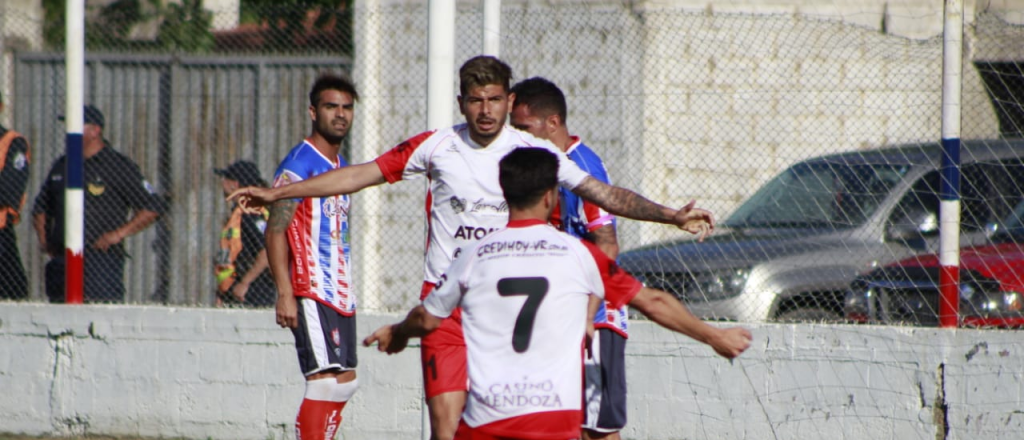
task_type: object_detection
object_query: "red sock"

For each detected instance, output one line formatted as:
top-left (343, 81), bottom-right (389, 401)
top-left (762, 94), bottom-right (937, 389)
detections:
top-left (296, 398), bottom-right (342, 440)
top-left (323, 401), bottom-right (347, 440)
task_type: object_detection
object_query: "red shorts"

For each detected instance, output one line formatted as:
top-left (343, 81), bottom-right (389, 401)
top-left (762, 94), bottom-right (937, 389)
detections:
top-left (455, 417), bottom-right (580, 440)
top-left (420, 281), bottom-right (468, 399)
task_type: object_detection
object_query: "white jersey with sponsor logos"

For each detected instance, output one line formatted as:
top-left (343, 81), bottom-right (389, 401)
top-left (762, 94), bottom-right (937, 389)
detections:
top-left (273, 140), bottom-right (356, 315)
top-left (423, 219), bottom-right (641, 437)
top-left (375, 124), bottom-right (590, 291)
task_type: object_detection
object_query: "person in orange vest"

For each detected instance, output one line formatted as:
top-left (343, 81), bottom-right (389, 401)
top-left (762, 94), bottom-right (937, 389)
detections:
top-left (214, 160), bottom-right (275, 307)
top-left (0, 91), bottom-right (30, 300)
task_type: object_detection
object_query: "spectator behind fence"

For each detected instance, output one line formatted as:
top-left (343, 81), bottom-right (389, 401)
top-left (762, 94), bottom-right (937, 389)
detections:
top-left (32, 105), bottom-right (165, 303)
top-left (0, 91), bottom-right (31, 300)
top-left (213, 160), bottom-right (275, 308)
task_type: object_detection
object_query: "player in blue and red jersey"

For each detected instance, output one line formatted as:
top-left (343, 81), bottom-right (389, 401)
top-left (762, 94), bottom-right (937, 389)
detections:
top-left (266, 74), bottom-right (359, 440)
top-left (510, 77), bottom-right (629, 440)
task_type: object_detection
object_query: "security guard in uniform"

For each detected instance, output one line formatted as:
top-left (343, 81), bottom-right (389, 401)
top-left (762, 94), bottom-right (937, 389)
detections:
top-left (0, 91), bottom-right (30, 300)
top-left (32, 105), bottom-right (165, 303)
top-left (214, 160), bottom-right (275, 307)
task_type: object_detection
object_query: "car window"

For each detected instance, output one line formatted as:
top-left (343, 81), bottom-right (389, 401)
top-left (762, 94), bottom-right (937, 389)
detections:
top-left (725, 161), bottom-right (907, 229)
top-left (994, 198), bottom-right (1024, 243)
top-left (963, 159), bottom-right (1024, 230)
top-left (888, 158), bottom-right (1024, 234)
top-left (888, 171), bottom-right (940, 233)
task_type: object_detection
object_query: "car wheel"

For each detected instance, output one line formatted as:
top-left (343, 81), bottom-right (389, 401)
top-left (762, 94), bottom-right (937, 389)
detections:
top-left (776, 307), bottom-right (841, 323)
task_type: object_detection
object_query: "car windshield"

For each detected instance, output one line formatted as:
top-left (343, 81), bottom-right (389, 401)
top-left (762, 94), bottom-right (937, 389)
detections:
top-left (993, 198), bottom-right (1024, 243)
top-left (724, 160), bottom-right (910, 229)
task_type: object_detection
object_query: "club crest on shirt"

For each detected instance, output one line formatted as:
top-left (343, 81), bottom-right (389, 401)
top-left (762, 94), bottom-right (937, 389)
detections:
top-left (322, 196), bottom-right (350, 217)
top-left (331, 328), bottom-right (341, 346)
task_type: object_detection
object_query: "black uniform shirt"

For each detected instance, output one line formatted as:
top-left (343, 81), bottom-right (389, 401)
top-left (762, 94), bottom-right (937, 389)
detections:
top-left (0, 125), bottom-right (30, 212)
top-left (32, 145), bottom-right (165, 255)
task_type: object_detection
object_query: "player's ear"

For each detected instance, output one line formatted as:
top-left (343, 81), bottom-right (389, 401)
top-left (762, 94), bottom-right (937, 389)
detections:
top-left (507, 92), bottom-right (516, 109)
top-left (545, 114), bottom-right (560, 131)
top-left (308, 104), bottom-right (316, 122)
top-left (457, 95), bottom-right (466, 115)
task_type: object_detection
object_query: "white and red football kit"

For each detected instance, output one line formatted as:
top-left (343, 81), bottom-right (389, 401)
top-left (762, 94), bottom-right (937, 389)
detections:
top-left (377, 125), bottom-right (593, 399)
top-left (423, 219), bottom-right (641, 439)
top-left (273, 139), bottom-right (356, 315)
top-left (375, 124), bottom-right (591, 289)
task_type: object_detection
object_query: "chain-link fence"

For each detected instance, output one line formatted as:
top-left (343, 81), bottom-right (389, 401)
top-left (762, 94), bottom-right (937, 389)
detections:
top-left (1, 1), bottom-right (1023, 327)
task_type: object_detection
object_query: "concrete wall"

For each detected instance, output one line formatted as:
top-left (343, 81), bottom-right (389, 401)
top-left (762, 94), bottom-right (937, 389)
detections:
top-left (2, 303), bottom-right (1023, 439)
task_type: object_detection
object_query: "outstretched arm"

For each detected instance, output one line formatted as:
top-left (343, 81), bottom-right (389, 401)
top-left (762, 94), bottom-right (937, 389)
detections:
top-left (572, 176), bottom-right (715, 241)
top-left (628, 286), bottom-right (751, 359)
top-left (363, 305), bottom-right (444, 354)
top-left (229, 161), bottom-right (387, 208)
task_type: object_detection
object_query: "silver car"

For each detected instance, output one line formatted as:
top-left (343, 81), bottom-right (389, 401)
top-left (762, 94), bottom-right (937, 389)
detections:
top-left (618, 139), bottom-right (1024, 322)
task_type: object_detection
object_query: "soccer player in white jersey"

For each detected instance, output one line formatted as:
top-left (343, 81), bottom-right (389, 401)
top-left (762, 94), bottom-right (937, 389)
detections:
top-left (266, 74), bottom-right (360, 440)
top-left (509, 77), bottom-right (627, 440)
top-left (364, 147), bottom-right (752, 440)
top-left (232, 56), bottom-right (716, 440)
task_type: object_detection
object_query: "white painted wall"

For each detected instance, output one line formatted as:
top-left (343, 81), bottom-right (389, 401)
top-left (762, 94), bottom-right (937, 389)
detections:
top-left (1, 303), bottom-right (1022, 439)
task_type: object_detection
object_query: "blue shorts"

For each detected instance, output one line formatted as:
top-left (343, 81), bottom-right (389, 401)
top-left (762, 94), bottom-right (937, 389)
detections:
top-left (292, 297), bottom-right (358, 376)
top-left (583, 329), bottom-right (628, 432)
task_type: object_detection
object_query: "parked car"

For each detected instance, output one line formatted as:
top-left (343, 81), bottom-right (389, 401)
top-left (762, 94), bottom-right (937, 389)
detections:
top-left (844, 198), bottom-right (1024, 328)
top-left (618, 139), bottom-right (1024, 323)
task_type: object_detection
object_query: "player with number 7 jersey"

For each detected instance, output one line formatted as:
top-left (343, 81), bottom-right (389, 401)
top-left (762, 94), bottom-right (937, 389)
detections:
top-left (423, 218), bottom-right (640, 438)
top-left (364, 148), bottom-right (752, 440)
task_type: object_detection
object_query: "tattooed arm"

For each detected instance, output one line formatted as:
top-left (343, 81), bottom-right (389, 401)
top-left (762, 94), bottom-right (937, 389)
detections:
top-left (267, 198), bottom-right (299, 329)
top-left (572, 176), bottom-right (715, 240)
top-left (229, 161), bottom-right (386, 209)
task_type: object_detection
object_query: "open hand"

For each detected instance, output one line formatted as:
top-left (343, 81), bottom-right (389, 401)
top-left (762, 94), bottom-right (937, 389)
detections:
top-left (673, 200), bottom-right (715, 242)
top-left (363, 324), bottom-right (410, 354)
top-left (227, 186), bottom-right (278, 213)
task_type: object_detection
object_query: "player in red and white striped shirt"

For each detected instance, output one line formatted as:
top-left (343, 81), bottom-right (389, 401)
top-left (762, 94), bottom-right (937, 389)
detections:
top-left (364, 147), bottom-right (752, 440)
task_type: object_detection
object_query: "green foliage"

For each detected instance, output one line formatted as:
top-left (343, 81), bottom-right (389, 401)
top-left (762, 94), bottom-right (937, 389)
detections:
top-left (40, 0), bottom-right (351, 55)
top-left (42, 0), bottom-right (214, 53)
top-left (158, 0), bottom-right (215, 52)
top-left (238, 0), bottom-right (353, 55)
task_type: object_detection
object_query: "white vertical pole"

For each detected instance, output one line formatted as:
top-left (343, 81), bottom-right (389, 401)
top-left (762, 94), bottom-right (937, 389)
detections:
top-left (427, 0), bottom-right (456, 131)
top-left (65, 0), bottom-right (86, 303)
top-left (482, 0), bottom-right (501, 57)
top-left (423, 2), bottom-right (456, 438)
top-left (938, 0), bottom-right (963, 328)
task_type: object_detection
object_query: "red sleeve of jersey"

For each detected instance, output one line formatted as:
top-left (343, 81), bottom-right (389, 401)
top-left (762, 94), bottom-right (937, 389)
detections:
top-left (582, 200), bottom-right (613, 232)
top-left (580, 240), bottom-right (641, 308)
top-left (374, 130), bottom-right (435, 183)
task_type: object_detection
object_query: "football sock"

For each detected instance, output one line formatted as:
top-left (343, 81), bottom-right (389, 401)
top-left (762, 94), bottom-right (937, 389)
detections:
top-left (324, 379), bottom-right (359, 440)
top-left (296, 377), bottom-right (343, 440)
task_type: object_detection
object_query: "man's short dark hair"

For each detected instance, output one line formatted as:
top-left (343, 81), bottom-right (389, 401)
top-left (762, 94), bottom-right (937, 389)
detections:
top-left (499, 147), bottom-right (559, 210)
top-left (510, 77), bottom-right (567, 124)
top-left (459, 56), bottom-right (513, 96)
top-left (309, 74), bottom-right (359, 107)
